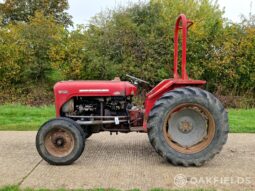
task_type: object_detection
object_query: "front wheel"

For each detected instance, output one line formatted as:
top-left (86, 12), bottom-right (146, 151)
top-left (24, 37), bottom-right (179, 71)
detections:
top-left (36, 118), bottom-right (85, 165)
top-left (147, 87), bottom-right (228, 166)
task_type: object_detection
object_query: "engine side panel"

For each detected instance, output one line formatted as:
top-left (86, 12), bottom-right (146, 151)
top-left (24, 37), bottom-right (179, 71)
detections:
top-left (59, 96), bottom-right (134, 133)
top-left (54, 81), bottom-right (137, 116)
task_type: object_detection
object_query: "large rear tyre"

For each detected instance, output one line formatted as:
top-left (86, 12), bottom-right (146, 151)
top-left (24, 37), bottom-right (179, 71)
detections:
top-left (36, 118), bottom-right (85, 165)
top-left (147, 87), bottom-right (228, 166)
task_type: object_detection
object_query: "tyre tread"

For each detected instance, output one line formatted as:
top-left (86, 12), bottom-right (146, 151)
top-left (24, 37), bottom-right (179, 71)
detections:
top-left (148, 87), bottom-right (228, 166)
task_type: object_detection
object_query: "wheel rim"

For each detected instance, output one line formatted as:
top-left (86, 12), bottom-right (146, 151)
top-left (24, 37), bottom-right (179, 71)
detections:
top-left (163, 103), bottom-right (216, 154)
top-left (44, 127), bottom-right (75, 157)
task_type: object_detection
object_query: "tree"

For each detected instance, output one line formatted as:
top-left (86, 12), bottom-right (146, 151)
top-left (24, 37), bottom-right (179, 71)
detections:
top-left (19, 11), bottom-right (64, 83)
top-left (0, 11), bottom-right (65, 104)
top-left (0, 0), bottom-right (72, 27)
top-left (49, 26), bottom-right (88, 80)
top-left (0, 0), bottom-right (254, 106)
top-left (75, 0), bottom-right (254, 100)
top-left (0, 11), bottom-right (64, 86)
top-left (81, 0), bottom-right (225, 84)
top-left (0, 25), bottom-right (23, 88)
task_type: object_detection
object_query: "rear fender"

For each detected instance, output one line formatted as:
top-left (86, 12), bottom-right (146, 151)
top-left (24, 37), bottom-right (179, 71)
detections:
top-left (143, 79), bottom-right (206, 131)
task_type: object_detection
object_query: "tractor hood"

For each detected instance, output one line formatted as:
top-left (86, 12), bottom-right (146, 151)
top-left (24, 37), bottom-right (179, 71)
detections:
top-left (54, 80), bottom-right (137, 97)
top-left (53, 80), bottom-right (137, 117)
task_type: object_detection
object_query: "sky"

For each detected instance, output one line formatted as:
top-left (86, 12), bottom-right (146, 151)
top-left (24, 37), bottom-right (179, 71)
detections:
top-left (67, 0), bottom-right (255, 25)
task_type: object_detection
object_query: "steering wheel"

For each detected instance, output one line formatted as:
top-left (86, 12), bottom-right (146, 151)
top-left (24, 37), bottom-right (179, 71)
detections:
top-left (126, 74), bottom-right (150, 85)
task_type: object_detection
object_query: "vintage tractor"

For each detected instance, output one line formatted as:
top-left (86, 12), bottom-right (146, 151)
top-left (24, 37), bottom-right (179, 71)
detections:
top-left (36, 14), bottom-right (228, 166)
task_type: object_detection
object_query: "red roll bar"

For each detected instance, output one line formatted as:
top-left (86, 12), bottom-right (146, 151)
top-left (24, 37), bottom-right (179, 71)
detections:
top-left (173, 14), bottom-right (193, 80)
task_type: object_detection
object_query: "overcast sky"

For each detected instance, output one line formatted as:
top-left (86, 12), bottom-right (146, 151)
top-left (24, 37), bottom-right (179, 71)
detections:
top-left (67, 0), bottom-right (255, 25)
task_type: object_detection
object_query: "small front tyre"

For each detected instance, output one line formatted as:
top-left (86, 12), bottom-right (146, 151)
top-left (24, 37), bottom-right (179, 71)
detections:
top-left (36, 118), bottom-right (85, 165)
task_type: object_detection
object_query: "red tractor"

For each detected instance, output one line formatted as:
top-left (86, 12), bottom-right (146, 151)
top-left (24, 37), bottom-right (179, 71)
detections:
top-left (36, 14), bottom-right (228, 166)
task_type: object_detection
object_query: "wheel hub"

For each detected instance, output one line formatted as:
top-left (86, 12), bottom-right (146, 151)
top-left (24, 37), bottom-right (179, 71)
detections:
top-left (55, 137), bottom-right (65, 147)
top-left (44, 128), bottom-right (75, 157)
top-left (168, 108), bottom-right (207, 147)
top-left (178, 118), bottom-right (193, 133)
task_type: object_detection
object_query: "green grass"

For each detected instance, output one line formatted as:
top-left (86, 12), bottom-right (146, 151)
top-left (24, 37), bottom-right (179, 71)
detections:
top-left (228, 108), bottom-right (255, 133)
top-left (0, 104), bottom-right (55, 131)
top-left (0, 104), bottom-right (254, 133)
top-left (0, 185), bottom-right (216, 191)
top-left (0, 185), bottom-right (120, 191)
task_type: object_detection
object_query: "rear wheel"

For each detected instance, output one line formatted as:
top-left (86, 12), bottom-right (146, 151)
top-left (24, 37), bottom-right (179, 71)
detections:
top-left (36, 118), bottom-right (85, 165)
top-left (147, 87), bottom-right (228, 166)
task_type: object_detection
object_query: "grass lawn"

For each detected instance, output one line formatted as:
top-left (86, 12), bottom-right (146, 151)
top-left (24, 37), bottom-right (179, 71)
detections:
top-left (228, 108), bottom-right (255, 133)
top-left (0, 185), bottom-right (216, 191)
top-left (0, 104), bottom-right (254, 133)
top-left (0, 105), bottom-right (55, 131)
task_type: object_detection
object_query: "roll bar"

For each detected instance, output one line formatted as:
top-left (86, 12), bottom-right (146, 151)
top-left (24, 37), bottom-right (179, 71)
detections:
top-left (173, 14), bottom-right (193, 80)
